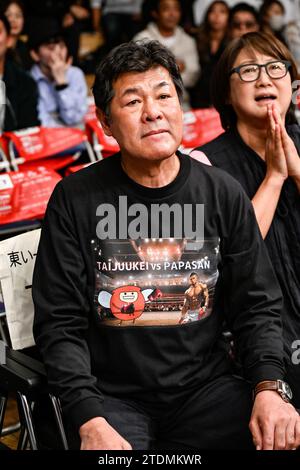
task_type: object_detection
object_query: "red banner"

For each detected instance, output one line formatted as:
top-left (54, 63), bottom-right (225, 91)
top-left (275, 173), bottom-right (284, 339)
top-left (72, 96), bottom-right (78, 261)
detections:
top-left (182, 108), bottom-right (224, 149)
top-left (0, 167), bottom-right (61, 224)
top-left (4, 126), bottom-right (87, 161)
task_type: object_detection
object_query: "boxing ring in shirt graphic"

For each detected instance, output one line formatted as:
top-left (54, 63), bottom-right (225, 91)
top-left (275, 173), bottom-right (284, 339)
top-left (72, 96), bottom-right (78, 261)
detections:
top-left (92, 237), bottom-right (220, 327)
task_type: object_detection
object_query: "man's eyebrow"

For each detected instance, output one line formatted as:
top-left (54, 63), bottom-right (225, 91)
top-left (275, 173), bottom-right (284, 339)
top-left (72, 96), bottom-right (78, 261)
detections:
top-left (154, 81), bottom-right (170, 90)
top-left (120, 81), bottom-right (171, 98)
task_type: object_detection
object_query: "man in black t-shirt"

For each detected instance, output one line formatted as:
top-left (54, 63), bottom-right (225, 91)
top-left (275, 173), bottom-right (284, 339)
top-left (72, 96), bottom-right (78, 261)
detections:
top-left (33, 40), bottom-right (300, 451)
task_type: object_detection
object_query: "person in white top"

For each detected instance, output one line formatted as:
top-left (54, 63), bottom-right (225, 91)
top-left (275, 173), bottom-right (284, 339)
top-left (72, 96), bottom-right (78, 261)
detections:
top-left (134, 0), bottom-right (200, 109)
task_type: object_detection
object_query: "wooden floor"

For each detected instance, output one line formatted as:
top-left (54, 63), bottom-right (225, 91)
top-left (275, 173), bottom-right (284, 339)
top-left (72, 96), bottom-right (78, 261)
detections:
top-left (0, 397), bottom-right (20, 450)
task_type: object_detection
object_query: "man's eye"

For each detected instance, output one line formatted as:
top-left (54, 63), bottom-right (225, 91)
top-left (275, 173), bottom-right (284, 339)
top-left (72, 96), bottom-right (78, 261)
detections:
top-left (126, 99), bottom-right (139, 106)
top-left (159, 94), bottom-right (170, 99)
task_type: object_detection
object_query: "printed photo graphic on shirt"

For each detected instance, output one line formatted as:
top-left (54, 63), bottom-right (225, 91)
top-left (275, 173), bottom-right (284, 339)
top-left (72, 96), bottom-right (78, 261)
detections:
top-left (92, 237), bottom-right (220, 327)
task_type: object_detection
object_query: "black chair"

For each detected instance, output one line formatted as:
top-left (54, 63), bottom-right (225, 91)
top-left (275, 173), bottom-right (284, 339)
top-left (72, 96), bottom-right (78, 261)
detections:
top-left (0, 229), bottom-right (68, 450)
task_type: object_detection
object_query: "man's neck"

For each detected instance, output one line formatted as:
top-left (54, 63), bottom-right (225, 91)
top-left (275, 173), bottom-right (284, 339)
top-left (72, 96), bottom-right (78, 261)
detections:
top-left (237, 121), bottom-right (268, 160)
top-left (157, 24), bottom-right (176, 37)
top-left (121, 153), bottom-right (180, 188)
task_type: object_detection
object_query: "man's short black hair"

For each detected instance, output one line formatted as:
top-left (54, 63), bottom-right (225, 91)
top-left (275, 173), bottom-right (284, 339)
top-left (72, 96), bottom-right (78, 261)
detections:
top-left (229, 2), bottom-right (259, 24)
top-left (93, 40), bottom-right (184, 118)
top-left (190, 272), bottom-right (198, 278)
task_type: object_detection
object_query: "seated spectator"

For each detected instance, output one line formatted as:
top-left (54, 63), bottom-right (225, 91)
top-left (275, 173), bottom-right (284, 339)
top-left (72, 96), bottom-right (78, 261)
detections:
top-left (259, 0), bottom-right (287, 45)
top-left (194, 31), bottom-right (300, 407)
top-left (32, 39), bottom-right (300, 451)
top-left (134, 0), bottom-right (200, 109)
top-left (190, 0), bottom-right (229, 108)
top-left (1, 0), bottom-right (32, 69)
top-left (29, 20), bottom-right (88, 128)
top-left (0, 13), bottom-right (39, 131)
top-left (90, 0), bottom-right (143, 51)
top-left (229, 2), bottom-right (259, 39)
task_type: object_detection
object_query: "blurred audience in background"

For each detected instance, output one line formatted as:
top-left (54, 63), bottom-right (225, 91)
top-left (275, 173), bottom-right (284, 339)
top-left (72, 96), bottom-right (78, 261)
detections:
top-left (259, 0), bottom-right (287, 44)
top-left (90, 0), bottom-right (143, 52)
top-left (0, 12), bottom-right (39, 132)
top-left (29, 20), bottom-right (88, 128)
top-left (23, 1), bottom-right (90, 64)
top-left (284, 19), bottom-right (300, 72)
top-left (0, 0), bottom-right (32, 69)
top-left (229, 2), bottom-right (260, 38)
top-left (134, 0), bottom-right (199, 109)
top-left (190, 1), bottom-right (230, 108)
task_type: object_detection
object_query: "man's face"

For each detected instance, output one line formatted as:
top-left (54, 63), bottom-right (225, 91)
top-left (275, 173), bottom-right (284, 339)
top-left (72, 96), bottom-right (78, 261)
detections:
top-left (155, 0), bottom-right (181, 31)
top-left (99, 66), bottom-right (183, 163)
top-left (190, 275), bottom-right (198, 286)
top-left (36, 41), bottom-right (67, 69)
top-left (230, 12), bottom-right (259, 39)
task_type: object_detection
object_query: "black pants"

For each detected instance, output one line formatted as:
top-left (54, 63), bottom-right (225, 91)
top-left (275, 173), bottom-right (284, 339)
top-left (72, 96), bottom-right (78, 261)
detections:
top-left (61, 374), bottom-right (254, 450)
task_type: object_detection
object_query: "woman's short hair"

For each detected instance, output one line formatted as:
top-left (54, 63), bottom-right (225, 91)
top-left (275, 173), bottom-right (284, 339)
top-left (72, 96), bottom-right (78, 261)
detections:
top-left (211, 32), bottom-right (298, 129)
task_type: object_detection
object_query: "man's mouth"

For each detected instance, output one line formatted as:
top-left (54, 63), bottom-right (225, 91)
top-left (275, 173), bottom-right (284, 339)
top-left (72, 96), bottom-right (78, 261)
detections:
top-left (143, 130), bottom-right (169, 138)
top-left (255, 95), bottom-right (277, 102)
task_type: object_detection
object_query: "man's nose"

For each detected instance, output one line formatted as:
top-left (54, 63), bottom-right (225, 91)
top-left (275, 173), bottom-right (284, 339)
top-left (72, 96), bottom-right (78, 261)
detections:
top-left (142, 100), bottom-right (163, 121)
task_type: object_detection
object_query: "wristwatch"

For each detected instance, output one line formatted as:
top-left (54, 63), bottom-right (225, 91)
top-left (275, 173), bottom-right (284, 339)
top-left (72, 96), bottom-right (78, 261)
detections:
top-left (254, 380), bottom-right (293, 403)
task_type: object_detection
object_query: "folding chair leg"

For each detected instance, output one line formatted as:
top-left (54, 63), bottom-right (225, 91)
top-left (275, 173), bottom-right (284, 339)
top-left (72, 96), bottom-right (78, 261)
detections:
top-left (0, 394), bottom-right (7, 434)
top-left (18, 426), bottom-right (28, 450)
top-left (17, 392), bottom-right (38, 450)
top-left (49, 394), bottom-right (68, 450)
top-left (1, 422), bottom-right (21, 436)
top-left (0, 319), bottom-right (9, 346)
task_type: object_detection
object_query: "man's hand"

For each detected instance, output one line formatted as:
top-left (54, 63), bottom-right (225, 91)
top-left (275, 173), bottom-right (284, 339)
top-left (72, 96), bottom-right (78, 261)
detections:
top-left (249, 390), bottom-right (300, 450)
top-left (79, 417), bottom-right (132, 450)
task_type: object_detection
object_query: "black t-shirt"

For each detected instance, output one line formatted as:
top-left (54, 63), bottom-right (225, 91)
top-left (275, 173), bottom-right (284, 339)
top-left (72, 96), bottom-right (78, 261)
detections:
top-left (33, 151), bottom-right (285, 430)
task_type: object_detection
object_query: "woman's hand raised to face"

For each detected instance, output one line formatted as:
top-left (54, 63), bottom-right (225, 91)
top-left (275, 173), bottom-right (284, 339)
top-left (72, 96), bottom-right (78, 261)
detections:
top-left (272, 105), bottom-right (300, 181)
top-left (265, 103), bottom-right (288, 182)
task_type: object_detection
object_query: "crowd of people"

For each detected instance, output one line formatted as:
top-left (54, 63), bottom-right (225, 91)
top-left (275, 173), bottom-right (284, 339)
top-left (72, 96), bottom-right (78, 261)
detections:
top-left (0, 0), bottom-right (300, 132)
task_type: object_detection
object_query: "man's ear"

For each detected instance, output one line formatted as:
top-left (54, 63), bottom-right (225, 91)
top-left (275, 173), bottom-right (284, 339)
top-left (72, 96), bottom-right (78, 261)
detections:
top-left (30, 49), bottom-right (39, 63)
top-left (96, 108), bottom-right (113, 136)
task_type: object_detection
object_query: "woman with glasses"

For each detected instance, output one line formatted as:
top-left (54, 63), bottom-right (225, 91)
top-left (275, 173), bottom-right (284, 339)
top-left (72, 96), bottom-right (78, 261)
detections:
top-left (193, 32), bottom-right (300, 409)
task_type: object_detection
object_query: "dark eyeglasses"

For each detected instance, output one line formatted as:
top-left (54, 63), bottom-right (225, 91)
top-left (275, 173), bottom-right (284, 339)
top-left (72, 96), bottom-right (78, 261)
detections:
top-left (232, 21), bottom-right (257, 29)
top-left (229, 60), bottom-right (291, 82)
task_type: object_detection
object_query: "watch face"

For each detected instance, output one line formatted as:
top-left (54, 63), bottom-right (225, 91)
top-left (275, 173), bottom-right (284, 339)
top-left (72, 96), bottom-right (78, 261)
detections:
top-left (281, 381), bottom-right (293, 400)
